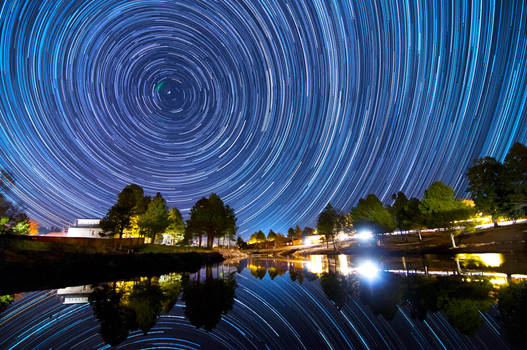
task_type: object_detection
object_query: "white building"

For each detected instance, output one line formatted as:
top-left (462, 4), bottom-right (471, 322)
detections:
top-left (67, 218), bottom-right (104, 238)
top-left (57, 285), bottom-right (93, 304)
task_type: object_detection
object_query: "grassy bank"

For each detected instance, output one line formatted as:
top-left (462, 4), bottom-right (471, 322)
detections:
top-left (248, 223), bottom-right (527, 257)
top-left (0, 236), bottom-right (224, 295)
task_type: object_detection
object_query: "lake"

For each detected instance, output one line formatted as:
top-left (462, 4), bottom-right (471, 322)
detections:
top-left (1, 253), bottom-right (526, 349)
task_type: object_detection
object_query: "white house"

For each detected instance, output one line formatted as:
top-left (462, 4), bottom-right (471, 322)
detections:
top-left (67, 218), bottom-right (104, 238)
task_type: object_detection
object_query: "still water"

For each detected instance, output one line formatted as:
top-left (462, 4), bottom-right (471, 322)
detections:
top-left (1, 253), bottom-right (526, 349)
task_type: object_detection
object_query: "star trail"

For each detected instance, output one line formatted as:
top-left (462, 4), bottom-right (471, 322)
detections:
top-left (0, 1), bottom-right (526, 235)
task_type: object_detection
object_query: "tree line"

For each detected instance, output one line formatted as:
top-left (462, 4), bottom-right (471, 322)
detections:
top-left (313, 142), bottom-right (526, 248)
top-left (100, 185), bottom-right (237, 248)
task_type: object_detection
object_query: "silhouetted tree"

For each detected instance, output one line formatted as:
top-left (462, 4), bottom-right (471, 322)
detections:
top-left (186, 194), bottom-right (237, 248)
top-left (503, 142), bottom-right (527, 218)
top-left (100, 184), bottom-right (150, 238)
top-left (403, 197), bottom-right (427, 241)
top-left (287, 227), bottom-right (296, 240)
top-left (317, 204), bottom-right (339, 249)
top-left (467, 157), bottom-right (508, 227)
top-left (236, 236), bottom-right (247, 249)
top-left (295, 225), bottom-right (302, 239)
top-left (250, 230), bottom-right (266, 244)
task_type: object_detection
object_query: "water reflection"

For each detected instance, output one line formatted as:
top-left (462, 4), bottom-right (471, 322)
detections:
top-left (1, 255), bottom-right (527, 349)
top-left (246, 254), bottom-right (527, 341)
top-left (88, 274), bottom-right (182, 345)
top-left (455, 253), bottom-right (504, 267)
top-left (87, 269), bottom-right (237, 346)
top-left (181, 269), bottom-right (237, 331)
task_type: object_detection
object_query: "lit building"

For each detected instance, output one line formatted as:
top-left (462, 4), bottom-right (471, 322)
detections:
top-left (67, 218), bottom-right (104, 238)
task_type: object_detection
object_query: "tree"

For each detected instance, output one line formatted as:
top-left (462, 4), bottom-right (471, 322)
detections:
top-left (186, 194), bottom-right (237, 248)
top-left (267, 229), bottom-right (276, 242)
top-left (467, 157), bottom-right (508, 226)
top-left (317, 204), bottom-right (339, 249)
top-left (419, 182), bottom-right (473, 247)
top-left (165, 208), bottom-right (185, 244)
top-left (351, 194), bottom-right (395, 235)
top-left (138, 193), bottom-right (169, 243)
top-left (389, 192), bottom-right (409, 232)
top-left (100, 184), bottom-right (150, 238)
top-left (273, 233), bottom-right (287, 247)
top-left (403, 198), bottom-right (427, 241)
top-left (295, 225), bottom-right (302, 239)
top-left (250, 230), bottom-right (266, 244)
top-left (236, 236), bottom-right (247, 249)
top-left (0, 192), bottom-right (29, 235)
top-left (503, 142), bottom-right (527, 218)
top-left (302, 227), bottom-right (315, 237)
top-left (287, 227), bottom-right (296, 240)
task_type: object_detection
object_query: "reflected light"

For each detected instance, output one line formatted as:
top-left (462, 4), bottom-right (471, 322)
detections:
top-left (490, 277), bottom-right (508, 286)
top-left (356, 260), bottom-right (379, 280)
top-left (307, 255), bottom-right (328, 274)
top-left (338, 255), bottom-right (352, 275)
top-left (456, 253), bottom-right (504, 267)
top-left (356, 230), bottom-right (373, 241)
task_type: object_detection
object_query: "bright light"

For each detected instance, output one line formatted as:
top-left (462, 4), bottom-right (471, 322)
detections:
top-left (489, 277), bottom-right (508, 286)
top-left (356, 230), bottom-right (373, 241)
top-left (306, 255), bottom-right (327, 274)
top-left (304, 235), bottom-right (323, 246)
top-left (356, 260), bottom-right (379, 280)
top-left (456, 253), bottom-right (504, 267)
top-left (338, 254), bottom-right (352, 275)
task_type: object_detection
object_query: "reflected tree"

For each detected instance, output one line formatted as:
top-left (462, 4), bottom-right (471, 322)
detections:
top-left (89, 275), bottom-right (183, 346)
top-left (126, 280), bottom-right (163, 334)
top-left (320, 273), bottom-right (358, 309)
top-left (497, 281), bottom-right (527, 346)
top-left (250, 265), bottom-right (267, 279)
top-left (405, 275), bottom-right (493, 335)
top-left (289, 269), bottom-right (305, 284)
top-left (89, 285), bottom-right (136, 346)
top-left (182, 273), bottom-right (237, 331)
top-left (360, 273), bottom-right (406, 320)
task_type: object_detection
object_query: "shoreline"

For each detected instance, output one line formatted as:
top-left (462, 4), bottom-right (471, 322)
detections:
top-left (247, 222), bottom-right (527, 258)
top-left (0, 237), bottom-right (225, 295)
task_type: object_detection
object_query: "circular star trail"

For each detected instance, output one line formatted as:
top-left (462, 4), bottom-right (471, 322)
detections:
top-left (0, 1), bottom-right (526, 235)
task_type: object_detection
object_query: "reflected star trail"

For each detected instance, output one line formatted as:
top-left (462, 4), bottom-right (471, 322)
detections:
top-left (0, 261), bottom-right (515, 350)
top-left (0, 1), bottom-right (526, 235)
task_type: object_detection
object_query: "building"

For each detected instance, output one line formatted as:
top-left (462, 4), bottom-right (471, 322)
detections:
top-left (57, 285), bottom-right (93, 304)
top-left (67, 218), bottom-right (104, 238)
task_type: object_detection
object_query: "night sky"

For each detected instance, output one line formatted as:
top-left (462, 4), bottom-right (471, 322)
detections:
top-left (0, 1), bottom-right (526, 237)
